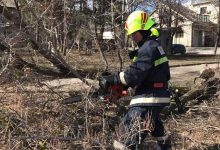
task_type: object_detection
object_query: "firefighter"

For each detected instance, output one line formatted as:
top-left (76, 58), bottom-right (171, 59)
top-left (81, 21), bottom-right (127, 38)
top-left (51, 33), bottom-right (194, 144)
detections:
top-left (99, 10), bottom-right (171, 150)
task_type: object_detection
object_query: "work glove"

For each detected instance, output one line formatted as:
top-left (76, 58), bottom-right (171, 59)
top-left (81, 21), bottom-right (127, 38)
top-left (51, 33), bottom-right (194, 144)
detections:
top-left (128, 50), bottom-right (138, 60)
top-left (101, 71), bottom-right (112, 76)
top-left (99, 74), bottom-right (116, 90)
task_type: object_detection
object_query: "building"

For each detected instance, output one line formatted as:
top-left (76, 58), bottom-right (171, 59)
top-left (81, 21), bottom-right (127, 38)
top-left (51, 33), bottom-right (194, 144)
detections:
top-left (152, 0), bottom-right (218, 47)
top-left (181, 0), bottom-right (218, 47)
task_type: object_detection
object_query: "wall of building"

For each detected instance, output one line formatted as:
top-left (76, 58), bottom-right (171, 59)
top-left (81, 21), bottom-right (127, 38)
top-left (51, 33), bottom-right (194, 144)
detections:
top-left (192, 29), bottom-right (202, 46)
top-left (192, 29), bottom-right (216, 47)
top-left (173, 21), bottom-right (192, 47)
top-left (152, 2), bottom-right (218, 47)
top-left (188, 2), bottom-right (219, 23)
top-left (152, 9), bottom-right (193, 47)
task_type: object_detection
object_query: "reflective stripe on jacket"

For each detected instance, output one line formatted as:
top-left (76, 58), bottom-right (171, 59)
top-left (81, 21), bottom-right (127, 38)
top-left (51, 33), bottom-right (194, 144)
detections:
top-left (130, 97), bottom-right (170, 105)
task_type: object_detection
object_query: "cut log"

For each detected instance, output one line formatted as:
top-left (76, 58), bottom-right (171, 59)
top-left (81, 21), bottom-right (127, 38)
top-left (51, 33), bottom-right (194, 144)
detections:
top-left (179, 88), bottom-right (204, 104)
top-left (0, 78), bottom-right (98, 95)
top-left (180, 77), bottom-right (220, 105)
top-left (167, 69), bottom-right (220, 113)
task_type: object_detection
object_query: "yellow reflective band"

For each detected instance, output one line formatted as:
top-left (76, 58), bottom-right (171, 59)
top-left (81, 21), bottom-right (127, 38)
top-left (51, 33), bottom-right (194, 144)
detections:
top-left (154, 57), bottom-right (168, 67)
top-left (119, 72), bottom-right (127, 85)
top-left (150, 28), bottom-right (159, 37)
top-left (130, 97), bottom-right (170, 105)
top-left (132, 56), bottom-right (138, 62)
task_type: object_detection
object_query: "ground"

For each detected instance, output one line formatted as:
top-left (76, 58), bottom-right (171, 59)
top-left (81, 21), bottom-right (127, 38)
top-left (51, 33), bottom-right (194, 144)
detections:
top-left (0, 51), bottom-right (220, 150)
top-left (165, 97), bottom-right (220, 150)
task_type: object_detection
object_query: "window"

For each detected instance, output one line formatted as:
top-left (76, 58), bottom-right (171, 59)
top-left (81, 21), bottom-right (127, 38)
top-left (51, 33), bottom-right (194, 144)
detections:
top-left (197, 14), bottom-right (209, 22)
top-left (175, 31), bottom-right (184, 38)
top-left (200, 7), bottom-right (207, 14)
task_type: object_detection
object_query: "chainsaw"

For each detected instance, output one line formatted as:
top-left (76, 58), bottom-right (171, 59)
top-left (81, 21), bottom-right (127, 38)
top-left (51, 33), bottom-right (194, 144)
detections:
top-left (62, 73), bottom-right (128, 105)
top-left (92, 83), bottom-right (128, 103)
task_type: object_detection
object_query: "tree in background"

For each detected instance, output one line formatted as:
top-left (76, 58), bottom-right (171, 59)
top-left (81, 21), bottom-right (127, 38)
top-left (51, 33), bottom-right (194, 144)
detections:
top-left (0, 0), bottom-right (93, 81)
top-left (213, 0), bottom-right (220, 55)
top-left (156, 0), bottom-right (185, 54)
top-left (0, 0), bottom-right (186, 76)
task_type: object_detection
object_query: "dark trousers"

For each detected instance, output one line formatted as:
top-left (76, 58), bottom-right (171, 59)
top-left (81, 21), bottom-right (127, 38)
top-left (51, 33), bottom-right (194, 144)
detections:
top-left (117, 106), bottom-right (165, 149)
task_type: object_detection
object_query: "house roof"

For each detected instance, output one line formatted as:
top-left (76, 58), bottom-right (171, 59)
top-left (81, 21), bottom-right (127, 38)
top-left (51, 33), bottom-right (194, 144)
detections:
top-left (161, 2), bottom-right (215, 26)
top-left (162, 2), bottom-right (198, 22)
top-left (192, 0), bottom-right (211, 6)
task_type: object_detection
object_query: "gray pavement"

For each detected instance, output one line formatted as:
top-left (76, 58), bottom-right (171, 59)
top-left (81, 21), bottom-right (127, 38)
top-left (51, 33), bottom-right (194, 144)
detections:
top-left (171, 64), bottom-right (219, 75)
top-left (186, 47), bottom-right (220, 55)
top-left (170, 63), bottom-right (220, 87)
top-left (129, 46), bottom-right (220, 55)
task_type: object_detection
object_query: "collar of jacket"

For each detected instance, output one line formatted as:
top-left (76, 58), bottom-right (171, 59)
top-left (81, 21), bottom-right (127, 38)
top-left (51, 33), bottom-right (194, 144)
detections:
top-left (137, 36), bottom-right (157, 47)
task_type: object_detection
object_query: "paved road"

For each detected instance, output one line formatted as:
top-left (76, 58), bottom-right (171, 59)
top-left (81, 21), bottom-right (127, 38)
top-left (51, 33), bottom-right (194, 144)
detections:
top-left (129, 46), bottom-right (220, 55)
top-left (171, 63), bottom-right (219, 75)
top-left (186, 47), bottom-right (220, 55)
top-left (170, 63), bottom-right (219, 87)
top-left (170, 47), bottom-right (219, 84)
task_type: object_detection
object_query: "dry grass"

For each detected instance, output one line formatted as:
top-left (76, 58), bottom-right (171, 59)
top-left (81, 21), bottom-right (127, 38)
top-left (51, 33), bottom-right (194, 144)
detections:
top-left (1, 77), bottom-right (219, 149)
top-left (166, 99), bottom-right (220, 150)
top-left (0, 50), bottom-right (220, 149)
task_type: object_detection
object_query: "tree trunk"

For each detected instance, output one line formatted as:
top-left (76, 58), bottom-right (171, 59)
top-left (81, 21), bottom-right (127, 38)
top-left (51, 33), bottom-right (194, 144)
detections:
top-left (214, 35), bottom-right (220, 55)
top-left (214, 0), bottom-right (220, 55)
top-left (94, 35), bottom-right (108, 72)
top-left (167, 31), bottom-right (173, 55)
top-left (93, 0), bottom-right (108, 71)
top-left (62, 0), bottom-right (67, 56)
top-left (111, 0), bottom-right (123, 71)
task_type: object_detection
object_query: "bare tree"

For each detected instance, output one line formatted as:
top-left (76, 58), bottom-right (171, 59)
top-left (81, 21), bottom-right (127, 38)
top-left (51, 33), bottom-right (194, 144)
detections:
top-left (156, 0), bottom-right (186, 54)
top-left (0, 0), bottom-right (97, 89)
top-left (214, 0), bottom-right (220, 54)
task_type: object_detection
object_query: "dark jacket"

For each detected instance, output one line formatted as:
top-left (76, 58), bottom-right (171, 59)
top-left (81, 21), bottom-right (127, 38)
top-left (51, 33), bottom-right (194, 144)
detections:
top-left (121, 39), bottom-right (170, 107)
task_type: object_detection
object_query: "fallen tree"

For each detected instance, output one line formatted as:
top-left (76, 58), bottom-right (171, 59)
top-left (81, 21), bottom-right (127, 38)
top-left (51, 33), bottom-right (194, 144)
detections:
top-left (179, 68), bottom-right (220, 106)
top-left (0, 4), bottom-right (94, 88)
